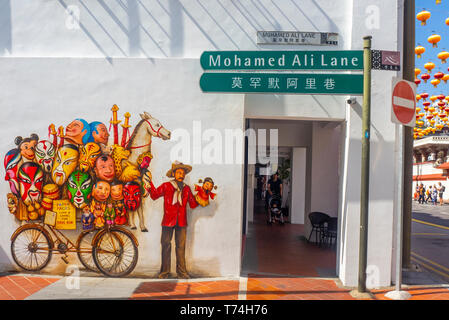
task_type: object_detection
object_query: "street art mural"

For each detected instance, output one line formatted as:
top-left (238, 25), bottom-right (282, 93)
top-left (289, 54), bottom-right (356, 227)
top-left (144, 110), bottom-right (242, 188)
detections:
top-left (4, 105), bottom-right (217, 278)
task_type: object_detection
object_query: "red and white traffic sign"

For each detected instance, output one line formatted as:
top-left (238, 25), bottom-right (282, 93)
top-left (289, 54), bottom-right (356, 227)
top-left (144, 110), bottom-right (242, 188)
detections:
top-left (391, 78), bottom-right (416, 127)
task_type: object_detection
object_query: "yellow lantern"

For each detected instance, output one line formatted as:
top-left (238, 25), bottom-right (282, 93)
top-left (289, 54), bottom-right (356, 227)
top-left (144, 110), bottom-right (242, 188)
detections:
top-left (415, 68), bottom-right (422, 77)
top-left (416, 94), bottom-right (422, 101)
top-left (438, 51), bottom-right (449, 63)
top-left (417, 10), bottom-right (431, 25)
top-left (431, 79), bottom-right (441, 87)
top-left (443, 74), bottom-right (449, 83)
top-left (424, 62), bottom-right (436, 73)
top-left (415, 46), bottom-right (426, 58)
top-left (437, 0), bottom-right (442, 4)
top-left (428, 34), bottom-right (441, 48)
top-left (446, 17), bottom-right (449, 26)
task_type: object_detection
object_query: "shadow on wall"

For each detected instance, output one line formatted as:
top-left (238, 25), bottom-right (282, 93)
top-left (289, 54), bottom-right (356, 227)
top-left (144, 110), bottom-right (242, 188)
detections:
top-left (0, 244), bottom-right (14, 272)
top-left (52, 0), bottom-right (342, 58)
top-left (0, 0), bottom-right (11, 55)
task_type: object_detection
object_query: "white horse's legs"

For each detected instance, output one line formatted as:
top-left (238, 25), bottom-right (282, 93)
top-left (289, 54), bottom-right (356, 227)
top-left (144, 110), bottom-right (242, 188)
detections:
top-left (129, 210), bottom-right (137, 229)
top-left (137, 206), bottom-right (147, 232)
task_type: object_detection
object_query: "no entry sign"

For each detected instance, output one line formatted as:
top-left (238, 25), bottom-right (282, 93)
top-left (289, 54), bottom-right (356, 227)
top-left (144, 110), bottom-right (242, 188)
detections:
top-left (391, 78), bottom-right (416, 127)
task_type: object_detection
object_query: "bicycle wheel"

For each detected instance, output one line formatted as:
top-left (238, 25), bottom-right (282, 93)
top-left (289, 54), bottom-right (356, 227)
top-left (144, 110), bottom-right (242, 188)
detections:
top-left (76, 230), bottom-right (99, 272)
top-left (11, 226), bottom-right (52, 272)
top-left (93, 228), bottom-right (138, 277)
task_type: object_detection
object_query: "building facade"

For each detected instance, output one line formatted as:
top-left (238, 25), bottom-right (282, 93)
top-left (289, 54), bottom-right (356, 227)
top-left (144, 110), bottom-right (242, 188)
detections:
top-left (0, 0), bottom-right (405, 288)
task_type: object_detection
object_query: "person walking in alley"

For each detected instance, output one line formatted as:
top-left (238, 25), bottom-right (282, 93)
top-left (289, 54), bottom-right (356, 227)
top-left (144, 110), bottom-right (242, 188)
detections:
top-left (438, 182), bottom-right (445, 206)
top-left (418, 183), bottom-right (426, 204)
top-left (426, 185), bottom-right (433, 204)
top-left (432, 184), bottom-right (438, 205)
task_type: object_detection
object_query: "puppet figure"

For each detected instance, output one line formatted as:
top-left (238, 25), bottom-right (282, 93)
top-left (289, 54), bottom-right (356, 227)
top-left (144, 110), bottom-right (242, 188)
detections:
top-left (65, 119), bottom-right (91, 146)
top-left (67, 170), bottom-right (93, 209)
top-left (111, 181), bottom-right (127, 225)
top-left (34, 140), bottom-right (56, 174)
top-left (92, 201), bottom-right (105, 229)
top-left (51, 144), bottom-right (79, 186)
top-left (194, 177), bottom-right (217, 207)
top-left (81, 206), bottom-right (95, 230)
top-left (104, 202), bottom-right (116, 227)
top-left (79, 142), bottom-right (101, 173)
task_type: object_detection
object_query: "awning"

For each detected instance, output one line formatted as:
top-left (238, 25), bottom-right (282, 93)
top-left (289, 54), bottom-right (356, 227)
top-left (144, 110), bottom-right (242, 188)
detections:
top-left (437, 162), bottom-right (449, 170)
top-left (413, 174), bottom-right (447, 181)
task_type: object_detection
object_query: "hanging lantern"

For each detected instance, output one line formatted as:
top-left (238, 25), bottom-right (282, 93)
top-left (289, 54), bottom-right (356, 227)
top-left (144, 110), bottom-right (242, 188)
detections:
top-left (438, 51), bottom-right (449, 63)
top-left (431, 79), bottom-right (441, 87)
top-left (445, 107), bottom-right (449, 112)
top-left (415, 79), bottom-right (421, 86)
top-left (415, 68), bottom-right (422, 77)
top-left (434, 71), bottom-right (444, 79)
top-left (437, 0), bottom-right (442, 4)
top-left (430, 95), bottom-right (438, 102)
top-left (424, 62), bottom-right (436, 73)
top-left (442, 74), bottom-right (449, 83)
top-left (417, 120), bottom-right (425, 126)
top-left (427, 114), bottom-right (434, 120)
top-left (428, 34), bottom-right (441, 48)
top-left (446, 17), bottom-right (449, 26)
top-left (445, 96), bottom-right (449, 102)
top-left (438, 94), bottom-right (446, 101)
top-left (415, 46), bottom-right (426, 58)
top-left (438, 101), bottom-right (446, 107)
top-left (416, 107), bottom-right (421, 112)
top-left (421, 92), bottom-right (429, 100)
top-left (430, 119), bottom-right (436, 125)
top-left (421, 73), bottom-right (431, 82)
top-left (416, 94), bottom-right (422, 101)
top-left (417, 10), bottom-right (431, 25)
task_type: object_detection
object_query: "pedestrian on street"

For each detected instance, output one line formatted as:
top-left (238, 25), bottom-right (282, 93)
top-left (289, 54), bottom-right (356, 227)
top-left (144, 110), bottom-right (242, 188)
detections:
top-left (438, 182), bottom-right (445, 206)
top-left (432, 185), bottom-right (438, 205)
top-left (418, 183), bottom-right (426, 204)
top-left (426, 185), bottom-right (432, 204)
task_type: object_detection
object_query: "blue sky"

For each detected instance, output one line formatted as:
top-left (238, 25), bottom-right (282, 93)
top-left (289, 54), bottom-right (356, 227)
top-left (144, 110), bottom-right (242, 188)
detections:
top-left (415, 0), bottom-right (449, 99)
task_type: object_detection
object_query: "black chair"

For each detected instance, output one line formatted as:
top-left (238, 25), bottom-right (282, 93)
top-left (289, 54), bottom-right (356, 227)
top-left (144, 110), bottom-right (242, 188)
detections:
top-left (308, 212), bottom-right (330, 245)
top-left (323, 217), bottom-right (338, 247)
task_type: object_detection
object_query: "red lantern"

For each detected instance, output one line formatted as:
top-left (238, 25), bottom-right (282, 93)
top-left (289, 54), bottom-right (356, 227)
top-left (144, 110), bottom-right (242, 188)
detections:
top-left (438, 101), bottom-right (446, 107)
top-left (421, 73), bottom-right (431, 82)
top-left (434, 72), bottom-right (445, 79)
top-left (423, 101), bottom-right (431, 107)
top-left (415, 79), bottom-right (422, 85)
top-left (438, 94), bottom-right (446, 101)
top-left (421, 92), bottom-right (429, 100)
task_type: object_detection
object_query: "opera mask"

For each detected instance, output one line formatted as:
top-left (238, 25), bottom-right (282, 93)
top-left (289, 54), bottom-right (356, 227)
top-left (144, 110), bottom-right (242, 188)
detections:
top-left (51, 144), bottom-right (79, 186)
top-left (34, 140), bottom-right (56, 173)
top-left (90, 122), bottom-right (109, 145)
top-left (111, 182), bottom-right (124, 201)
top-left (67, 170), bottom-right (93, 208)
top-left (123, 182), bottom-right (142, 211)
top-left (79, 142), bottom-right (101, 173)
top-left (92, 180), bottom-right (111, 202)
top-left (4, 148), bottom-right (21, 198)
top-left (65, 119), bottom-right (90, 145)
top-left (94, 155), bottom-right (115, 182)
top-left (18, 162), bottom-right (44, 204)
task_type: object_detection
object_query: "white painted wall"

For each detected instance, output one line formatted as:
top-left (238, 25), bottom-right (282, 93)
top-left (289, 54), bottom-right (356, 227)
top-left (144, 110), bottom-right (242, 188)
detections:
top-left (291, 148), bottom-right (307, 224)
top-left (0, 58), bottom-right (244, 277)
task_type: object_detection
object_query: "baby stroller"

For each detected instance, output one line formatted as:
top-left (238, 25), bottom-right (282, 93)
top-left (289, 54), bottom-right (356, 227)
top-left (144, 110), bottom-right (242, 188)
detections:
top-left (268, 194), bottom-right (284, 225)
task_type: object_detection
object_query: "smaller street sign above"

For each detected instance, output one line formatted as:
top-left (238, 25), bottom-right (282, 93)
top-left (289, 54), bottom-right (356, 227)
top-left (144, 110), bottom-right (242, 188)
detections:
top-left (257, 31), bottom-right (338, 46)
top-left (372, 50), bottom-right (401, 71)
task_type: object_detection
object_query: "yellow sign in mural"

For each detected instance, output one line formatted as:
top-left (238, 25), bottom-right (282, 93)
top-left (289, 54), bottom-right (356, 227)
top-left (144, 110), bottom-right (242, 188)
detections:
top-left (53, 200), bottom-right (76, 230)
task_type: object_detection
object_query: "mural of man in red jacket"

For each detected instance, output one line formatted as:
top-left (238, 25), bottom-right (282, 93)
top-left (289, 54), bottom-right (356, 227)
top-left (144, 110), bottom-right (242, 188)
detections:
top-left (147, 161), bottom-right (198, 279)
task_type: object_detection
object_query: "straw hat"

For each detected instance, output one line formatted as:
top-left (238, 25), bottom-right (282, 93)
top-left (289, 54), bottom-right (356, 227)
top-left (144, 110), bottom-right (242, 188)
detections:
top-left (166, 161), bottom-right (192, 177)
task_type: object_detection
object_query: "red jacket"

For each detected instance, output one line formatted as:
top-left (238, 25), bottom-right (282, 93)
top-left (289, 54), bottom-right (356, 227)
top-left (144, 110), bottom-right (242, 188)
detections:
top-left (149, 180), bottom-right (198, 227)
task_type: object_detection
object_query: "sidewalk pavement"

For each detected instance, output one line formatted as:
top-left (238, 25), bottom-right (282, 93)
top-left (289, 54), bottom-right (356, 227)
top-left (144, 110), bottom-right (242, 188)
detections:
top-left (1, 270), bottom-right (448, 300)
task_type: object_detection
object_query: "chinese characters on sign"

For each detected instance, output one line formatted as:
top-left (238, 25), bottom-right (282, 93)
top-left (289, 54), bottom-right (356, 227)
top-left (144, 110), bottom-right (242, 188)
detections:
top-left (257, 31), bottom-right (339, 46)
top-left (201, 73), bottom-right (363, 95)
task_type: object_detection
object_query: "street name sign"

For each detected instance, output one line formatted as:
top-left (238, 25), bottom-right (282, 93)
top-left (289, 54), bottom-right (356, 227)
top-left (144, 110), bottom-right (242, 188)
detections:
top-left (200, 51), bottom-right (363, 71)
top-left (200, 73), bottom-right (363, 95)
top-left (256, 31), bottom-right (339, 46)
top-left (391, 78), bottom-right (416, 127)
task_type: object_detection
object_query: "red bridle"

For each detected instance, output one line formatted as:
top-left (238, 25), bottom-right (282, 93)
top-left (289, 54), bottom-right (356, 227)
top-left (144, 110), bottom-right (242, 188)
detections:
top-left (126, 119), bottom-right (164, 149)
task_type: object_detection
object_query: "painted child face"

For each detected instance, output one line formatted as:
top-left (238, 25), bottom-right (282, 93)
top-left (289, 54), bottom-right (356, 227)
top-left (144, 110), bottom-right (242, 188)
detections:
top-left (18, 162), bottom-right (44, 204)
top-left (92, 123), bottom-right (109, 145)
top-left (111, 184), bottom-right (123, 201)
top-left (94, 155), bottom-right (115, 182)
top-left (123, 183), bottom-right (141, 211)
top-left (92, 181), bottom-right (111, 202)
top-left (35, 140), bottom-right (56, 173)
top-left (79, 142), bottom-right (101, 173)
top-left (67, 170), bottom-right (92, 208)
top-left (51, 145), bottom-right (79, 186)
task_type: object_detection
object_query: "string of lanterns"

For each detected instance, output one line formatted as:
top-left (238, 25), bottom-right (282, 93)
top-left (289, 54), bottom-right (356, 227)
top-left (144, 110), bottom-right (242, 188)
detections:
top-left (414, 6), bottom-right (449, 140)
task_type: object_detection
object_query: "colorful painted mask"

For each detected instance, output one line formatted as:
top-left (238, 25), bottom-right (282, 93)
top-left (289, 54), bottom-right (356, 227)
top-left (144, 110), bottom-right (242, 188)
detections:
top-left (18, 162), bottom-right (44, 204)
top-left (123, 182), bottom-right (142, 211)
top-left (79, 142), bottom-right (101, 173)
top-left (51, 144), bottom-right (79, 186)
top-left (65, 119), bottom-right (90, 145)
top-left (4, 148), bottom-right (21, 197)
top-left (92, 180), bottom-right (111, 202)
top-left (94, 155), bottom-right (115, 182)
top-left (34, 140), bottom-right (56, 173)
top-left (90, 122), bottom-right (110, 145)
top-left (16, 134), bottom-right (39, 161)
top-left (67, 170), bottom-right (93, 208)
top-left (111, 183), bottom-right (124, 201)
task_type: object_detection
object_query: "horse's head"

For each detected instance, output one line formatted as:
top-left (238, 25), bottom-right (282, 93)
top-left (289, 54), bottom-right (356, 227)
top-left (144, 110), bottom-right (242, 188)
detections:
top-left (140, 112), bottom-right (171, 140)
